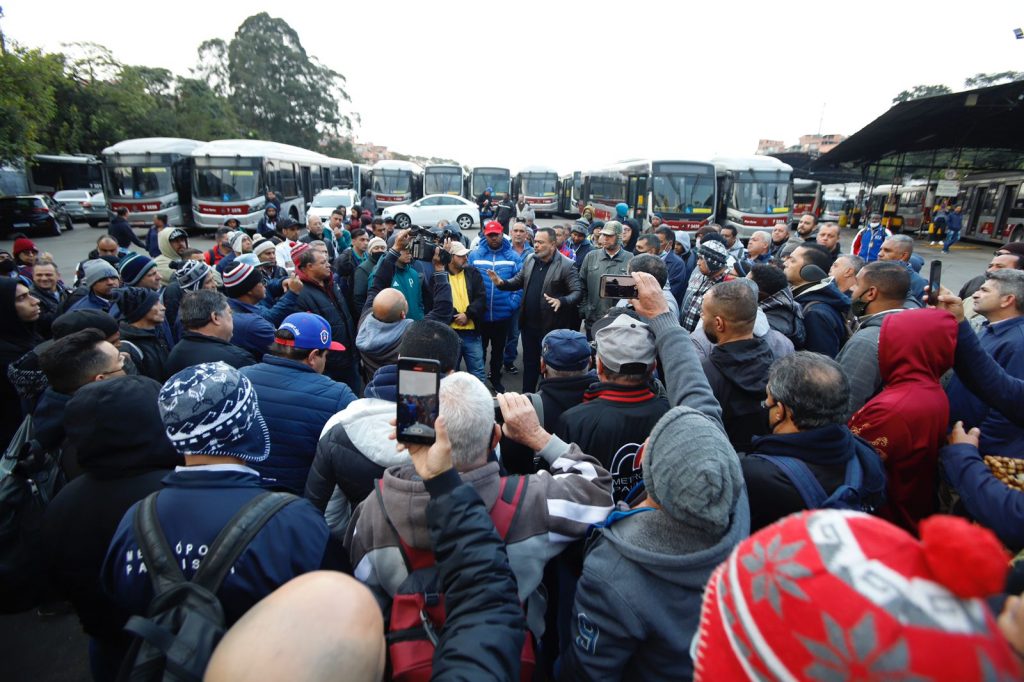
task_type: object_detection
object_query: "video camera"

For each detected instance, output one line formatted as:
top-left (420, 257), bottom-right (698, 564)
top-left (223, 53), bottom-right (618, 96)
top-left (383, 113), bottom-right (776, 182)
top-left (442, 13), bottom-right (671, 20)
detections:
top-left (408, 225), bottom-right (455, 265)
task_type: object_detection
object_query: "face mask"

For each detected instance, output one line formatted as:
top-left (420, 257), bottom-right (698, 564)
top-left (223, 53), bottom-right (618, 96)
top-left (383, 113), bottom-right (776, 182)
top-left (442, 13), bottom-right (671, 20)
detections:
top-left (869, 221), bottom-right (880, 228)
top-left (851, 297), bottom-right (869, 317)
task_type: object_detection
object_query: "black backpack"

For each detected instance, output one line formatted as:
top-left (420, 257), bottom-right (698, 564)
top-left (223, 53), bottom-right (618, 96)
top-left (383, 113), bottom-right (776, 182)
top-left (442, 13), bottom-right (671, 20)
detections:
top-left (117, 490), bottom-right (297, 682)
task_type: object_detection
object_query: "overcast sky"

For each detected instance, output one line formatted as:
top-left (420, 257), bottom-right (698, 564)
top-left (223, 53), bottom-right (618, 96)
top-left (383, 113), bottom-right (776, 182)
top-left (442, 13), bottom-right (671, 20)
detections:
top-left (5, 0), bottom-right (1023, 173)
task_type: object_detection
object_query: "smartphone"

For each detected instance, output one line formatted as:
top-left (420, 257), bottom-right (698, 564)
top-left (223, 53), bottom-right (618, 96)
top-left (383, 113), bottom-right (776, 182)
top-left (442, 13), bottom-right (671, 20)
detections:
top-left (599, 274), bottom-right (638, 299)
top-left (927, 260), bottom-right (942, 306)
top-left (396, 357), bottom-right (441, 445)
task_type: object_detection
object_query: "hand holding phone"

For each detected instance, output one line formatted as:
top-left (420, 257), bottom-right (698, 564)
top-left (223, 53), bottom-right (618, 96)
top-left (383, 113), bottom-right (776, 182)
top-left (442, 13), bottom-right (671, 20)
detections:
top-left (927, 260), bottom-right (942, 307)
top-left (599, 274), bottom-right (638, 299)
top-left (396, 357), bottom-right (441, 445)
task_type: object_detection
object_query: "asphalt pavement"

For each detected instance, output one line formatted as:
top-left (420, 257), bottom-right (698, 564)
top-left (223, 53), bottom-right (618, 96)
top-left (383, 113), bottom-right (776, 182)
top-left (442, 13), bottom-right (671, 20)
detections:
top-left (0, 217), bottom-right (999, 681)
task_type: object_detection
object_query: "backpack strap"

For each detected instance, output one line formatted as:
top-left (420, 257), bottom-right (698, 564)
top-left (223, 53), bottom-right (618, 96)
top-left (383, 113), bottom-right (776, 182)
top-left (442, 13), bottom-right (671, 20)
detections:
top-left (490, 475), bottom-right (528, 540)
top-left (192, 491), bottom-right (298, 594)
top-left (748, 454), bottom-right (829, 509)
top-left (133, 492), bottom-right (187, 595)
top-left (820, 455), bottom-right (866, 508)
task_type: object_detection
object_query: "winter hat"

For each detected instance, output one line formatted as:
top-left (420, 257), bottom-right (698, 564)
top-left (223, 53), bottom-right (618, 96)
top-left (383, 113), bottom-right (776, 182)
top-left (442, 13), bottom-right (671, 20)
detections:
top-left (222, 262), bottom-right (262, 298)
top-left (118, 253), bottom-right (157, 286)
top-left (229, 231), bottom-right (249, 253)
top-left (698, 240), bottom-right (729, 271)
top-left (253, 239), bottom-right (276, 259)
top-left (175, 260), bottom-right (211, 292)
top-left (999, 241), bottom-right (1024, 257)
top-left (13, 237), bottom-right (36, 256)
top-left (51, 309), bottom-right (119, 339)
top-left (570, 220), bottom-right (588, 236)
top-left (290, 242), bottom-right (311, 268)
top-left (367, 237), bottom-right (387, 253)
top-left (692, 511), bottom-right (1017, 681)
top-left (82, 259), bottom-right (120, 290)
top-left (642, 406), bottom-right (741, 533)
top-left (117, 286), bottom-right (161, 324)
top-left (158, 361), bottom-right (270, 463)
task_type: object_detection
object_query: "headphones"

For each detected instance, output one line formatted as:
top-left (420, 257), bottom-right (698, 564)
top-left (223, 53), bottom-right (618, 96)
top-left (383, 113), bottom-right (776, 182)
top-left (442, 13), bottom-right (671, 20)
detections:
top-left (800, 264), bottom-right (829, 283)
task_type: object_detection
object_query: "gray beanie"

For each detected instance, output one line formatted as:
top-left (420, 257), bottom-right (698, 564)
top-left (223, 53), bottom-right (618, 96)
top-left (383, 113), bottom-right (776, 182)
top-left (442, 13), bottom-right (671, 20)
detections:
top-left (642, 406), bottom-right (742, 534)
top-left (83, 259), bottom-right (120, 290)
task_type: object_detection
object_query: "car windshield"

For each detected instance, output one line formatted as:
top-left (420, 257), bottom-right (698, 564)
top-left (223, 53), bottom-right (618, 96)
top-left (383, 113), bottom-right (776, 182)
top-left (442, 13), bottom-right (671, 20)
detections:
top-left (373, 170), bottom-right (411, 195)
top-left (652, 173), bottom-right (716, 215)
top-left (106, 165), bottom-right (174, 199)
top-left (53, 190), bottom-right (90, 201)
top-left (732, 172), bottom-right (792, 214)
top-left (521, 173), bottom-right (557, 197)
top-left (472, 170), bottom-right (509, 197)
top-left (424, 170), bottom-right (463, 195)
top-left (312, 194), bottom-right (352, 208)
top-left (193, 168), bottom-right (261, 201)
top-left (822, 198), bottom-right (845, 213)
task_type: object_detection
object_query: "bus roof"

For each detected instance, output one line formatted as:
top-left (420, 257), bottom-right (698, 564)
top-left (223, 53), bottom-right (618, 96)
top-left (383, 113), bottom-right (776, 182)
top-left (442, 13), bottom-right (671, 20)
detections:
top-left (517, 165), bottom-right (558, 174)
top-left (424, 163), bottom-right (463, 171)
top-left (102, 138), bottom-right (205, 156)
top-left (371, 159), bottom-right (423, 172)
top-left (470, 166), bottom-right (511, 173)
top-left (711, 156), bottom-right (793, 173)
top-left (191, 139), bottom-right (338, 165)
top-left (870, 184), bottom-right (901, 195)
top-left (33, 153), bottom-right (101, 165)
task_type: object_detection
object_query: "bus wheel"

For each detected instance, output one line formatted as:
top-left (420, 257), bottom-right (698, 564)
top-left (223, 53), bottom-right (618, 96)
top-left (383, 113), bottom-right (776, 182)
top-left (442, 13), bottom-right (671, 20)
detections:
top-left (456, 214), bottom-right (473, 231)
top-left (395, 214), bottom-right (411, 229)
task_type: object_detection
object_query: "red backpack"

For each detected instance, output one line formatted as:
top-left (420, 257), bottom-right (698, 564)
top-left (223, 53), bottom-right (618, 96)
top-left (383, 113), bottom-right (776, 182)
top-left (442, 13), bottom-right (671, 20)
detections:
top-left (375, 475), bottom-right (535, 681)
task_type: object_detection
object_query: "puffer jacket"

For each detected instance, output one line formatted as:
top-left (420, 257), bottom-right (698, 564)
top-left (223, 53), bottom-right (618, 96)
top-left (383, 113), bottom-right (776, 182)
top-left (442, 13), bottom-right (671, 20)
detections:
top-left (118, 323), bottom-right (172, 382)
top-left (469, 237), bottom-right (522, 322)
top-left (153, 227), bottom-right (184, 285)
top-left (793, 280), bottom-right (850, 358)
top-left (240, 355), bottom-right (356, 495)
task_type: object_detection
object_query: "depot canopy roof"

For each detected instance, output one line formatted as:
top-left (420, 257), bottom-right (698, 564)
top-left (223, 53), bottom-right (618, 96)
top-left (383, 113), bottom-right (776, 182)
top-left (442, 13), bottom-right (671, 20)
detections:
top-left (812, 81), bottom-right (1024, 168)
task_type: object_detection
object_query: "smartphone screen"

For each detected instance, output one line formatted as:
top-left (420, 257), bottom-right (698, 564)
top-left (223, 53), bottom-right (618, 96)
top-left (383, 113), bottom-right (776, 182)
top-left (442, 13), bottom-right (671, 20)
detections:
top-left (397, 358), bottom-right (441, 445)
top-left (600, 274), bottom-right (638, 299)
top-left (927, 260), bottom-right (942, 306)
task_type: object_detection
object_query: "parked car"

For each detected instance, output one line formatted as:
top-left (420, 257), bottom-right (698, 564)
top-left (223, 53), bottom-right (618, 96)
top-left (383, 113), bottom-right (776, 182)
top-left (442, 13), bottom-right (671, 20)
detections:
top-left (307, 189), bottom-right (359, 222)
top-left (382, 194), bottom-right (480, 230)
top-left (0, 194), bottom-right (73, 237)
top-left (53, 189), bottom-right (107, 226)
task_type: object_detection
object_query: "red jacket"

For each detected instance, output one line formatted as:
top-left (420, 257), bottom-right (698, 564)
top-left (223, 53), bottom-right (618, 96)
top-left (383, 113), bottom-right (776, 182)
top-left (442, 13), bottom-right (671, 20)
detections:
top-left (849, 308), bottom-right (956, 533)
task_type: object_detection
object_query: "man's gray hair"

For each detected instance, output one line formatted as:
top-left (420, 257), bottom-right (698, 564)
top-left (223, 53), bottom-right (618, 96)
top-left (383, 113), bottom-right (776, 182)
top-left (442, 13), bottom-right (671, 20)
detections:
top-left (750, 230), bottom-right (770, 243)
top-left (307, 214), bottom-right (322, 227)
top-left (987, 269), bottom-right (1024, 312)
top-left (767, 352), bottom-right (850, 429)
top-left (439, 372), bottom-right (495, 470)
top-left (838, 254), bottom-right (865, 275)
top-left (888, 234), bottom-right (915, 256)
top-left (180, 290), bottom-right (229, 330)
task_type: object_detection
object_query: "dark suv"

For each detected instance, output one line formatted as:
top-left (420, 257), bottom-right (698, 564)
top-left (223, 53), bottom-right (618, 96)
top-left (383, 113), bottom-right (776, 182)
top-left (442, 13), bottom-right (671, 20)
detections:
top-left (0, 194), bottom-right (73, 237)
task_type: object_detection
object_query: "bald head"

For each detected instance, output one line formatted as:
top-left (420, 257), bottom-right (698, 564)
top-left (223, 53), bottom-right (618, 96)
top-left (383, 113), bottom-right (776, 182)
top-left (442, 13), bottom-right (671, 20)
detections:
top-left (204, 572), bottom-right (385, 682)
top-left (373, 288), bottom-right (408, 323)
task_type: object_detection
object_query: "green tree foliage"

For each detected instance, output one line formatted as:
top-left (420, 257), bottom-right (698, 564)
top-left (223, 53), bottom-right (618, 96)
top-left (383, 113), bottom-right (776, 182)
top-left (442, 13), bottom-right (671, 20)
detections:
top-left (964, 71), bottom-right (1024, 88)
top-left (891, 84), bottom-right (953, 104)
top-left (0, 46), bottom-right (63, 164)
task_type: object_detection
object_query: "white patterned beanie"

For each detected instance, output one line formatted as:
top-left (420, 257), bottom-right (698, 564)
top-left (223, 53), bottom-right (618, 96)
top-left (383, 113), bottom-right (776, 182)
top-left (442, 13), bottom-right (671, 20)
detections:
top-left (158, 361), bottom-right (270, 462)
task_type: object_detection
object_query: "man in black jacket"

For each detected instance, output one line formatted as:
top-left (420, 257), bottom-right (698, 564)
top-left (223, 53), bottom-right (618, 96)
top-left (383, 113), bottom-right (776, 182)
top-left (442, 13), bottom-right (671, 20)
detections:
top-left (699, 280), bottom-right (773, 453)
top-left (117, 287), bottom-right (172, 382)
top-left (107, 207), bottom-right (147, 251)
top-left (165, 290), bottom-right (255, 375)
top-left (489, 227), bottom-right (583, 392)
top-left (29, 261), bottom-right (69, 338)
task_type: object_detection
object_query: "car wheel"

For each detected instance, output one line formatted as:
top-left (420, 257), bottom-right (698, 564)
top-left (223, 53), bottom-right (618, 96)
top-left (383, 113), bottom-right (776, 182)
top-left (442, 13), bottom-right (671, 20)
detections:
top-left (395, 214), bottom-right (411, 229)
top-left (50, 219), bottom-right (62, 237)
top-left (456, 214), bottom-right (473, 231)
top-left (88, 220), bottom-right (99, 228)
top-left (65, 218), bottom-right (74, 231)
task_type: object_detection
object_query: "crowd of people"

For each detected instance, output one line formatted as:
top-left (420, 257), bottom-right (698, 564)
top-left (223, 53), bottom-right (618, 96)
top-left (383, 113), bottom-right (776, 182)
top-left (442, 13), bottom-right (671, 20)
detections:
top-left (3, 198), bottom-right (1024, 681)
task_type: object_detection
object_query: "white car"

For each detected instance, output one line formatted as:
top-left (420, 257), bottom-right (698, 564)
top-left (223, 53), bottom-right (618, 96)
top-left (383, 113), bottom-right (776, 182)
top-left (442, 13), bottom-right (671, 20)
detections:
top-left (382, 194), bottom-right (480, 231)
top-left (308, 189), bottom-right (359, 222)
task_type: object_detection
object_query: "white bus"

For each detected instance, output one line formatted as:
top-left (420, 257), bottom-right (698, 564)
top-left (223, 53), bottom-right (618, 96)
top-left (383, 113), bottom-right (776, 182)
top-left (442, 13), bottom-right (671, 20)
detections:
top-left (559, 171), bottom-right (583, 217)
top-left (102, 138), bottom-right (205, 227)
top-left (712, 156), bottom-right (793, 238)
top-left (423, 164), bottom-right (465, 196)
top-left (370, 160), bottom-right (423, 212)
top-left (466, 166), bottom-right (511, 202)
top-left (190, 139), bottom-right (347, 231)
top-left (514, 165), bottom-right (559, 215)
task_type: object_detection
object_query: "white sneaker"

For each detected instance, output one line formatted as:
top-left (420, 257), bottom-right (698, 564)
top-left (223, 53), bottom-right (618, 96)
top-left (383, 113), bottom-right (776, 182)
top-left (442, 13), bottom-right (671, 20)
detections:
top-left (929, 241), bottom-right (937, 245)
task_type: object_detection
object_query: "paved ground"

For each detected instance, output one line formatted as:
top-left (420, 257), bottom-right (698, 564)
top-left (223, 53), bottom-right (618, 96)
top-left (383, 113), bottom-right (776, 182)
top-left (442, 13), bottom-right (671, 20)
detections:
top-left (0, 217), bottom-right (998, 680)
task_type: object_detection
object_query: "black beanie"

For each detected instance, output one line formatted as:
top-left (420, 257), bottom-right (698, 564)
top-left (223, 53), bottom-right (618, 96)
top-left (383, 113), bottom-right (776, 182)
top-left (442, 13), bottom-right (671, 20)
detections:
top-left (118, 287), bottom-right (161, 324)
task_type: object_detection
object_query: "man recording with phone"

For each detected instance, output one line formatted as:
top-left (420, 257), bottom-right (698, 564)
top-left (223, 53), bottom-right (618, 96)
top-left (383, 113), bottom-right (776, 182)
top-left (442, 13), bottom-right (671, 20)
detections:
top-left (486, 227), bottom-right (582, 392)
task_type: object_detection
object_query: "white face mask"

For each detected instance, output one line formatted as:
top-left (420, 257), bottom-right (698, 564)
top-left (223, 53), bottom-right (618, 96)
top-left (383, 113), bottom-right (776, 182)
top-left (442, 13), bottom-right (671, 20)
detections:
top-left (869, 221), bottom-right (881, 228)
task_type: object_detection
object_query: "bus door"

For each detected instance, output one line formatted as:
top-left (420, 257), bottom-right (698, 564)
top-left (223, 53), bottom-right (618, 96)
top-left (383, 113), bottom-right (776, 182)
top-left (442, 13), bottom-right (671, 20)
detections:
top-left (996, 184), bottom-right (1017, 239)
top-left (627, 172), bottom-right (648, 224)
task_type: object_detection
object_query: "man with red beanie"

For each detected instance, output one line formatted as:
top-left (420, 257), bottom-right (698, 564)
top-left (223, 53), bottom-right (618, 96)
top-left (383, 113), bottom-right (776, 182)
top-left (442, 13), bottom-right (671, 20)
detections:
top-left (13, 237), bottom-right (38, 279)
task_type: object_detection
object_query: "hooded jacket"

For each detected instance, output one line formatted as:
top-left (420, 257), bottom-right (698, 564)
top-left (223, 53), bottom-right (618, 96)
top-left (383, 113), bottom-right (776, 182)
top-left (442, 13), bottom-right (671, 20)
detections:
top-left (793, 279), bottom-right (851, 357)
top-left (39, 376), bottom-right (180, 643)
top-left (662, 249), bottom-right (689, 305)
top-left (848, 309), bottom-right (956, 533)
top-left (118, 322), bottom-right (172, 382)
top-left (760, 287), bottom-right (805, 348)
top-left (154, 227), bottom-right (185, 285)
top-left (742, 424), bottom-right (887, 532)
top-left (836, 308), bottom-right (906, 416)
top-left (0, 278), bottom-right (43, 443)
top-left (469, 236), bottom-right (523, 322)
top-left (701, 336), bottom-right (773, 453)
top-left (240, 355), bottom-right (356, 495)
top-left (352, 251), bottom-right (383, 314)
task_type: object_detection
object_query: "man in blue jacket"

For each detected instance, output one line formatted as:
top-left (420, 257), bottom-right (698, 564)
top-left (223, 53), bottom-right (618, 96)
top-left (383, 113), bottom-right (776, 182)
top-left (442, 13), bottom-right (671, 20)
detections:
top-left (856, 212), bottom-right (889, 263)
top-left (102, 362), bottom-right (337, 629)
top-left (469, 221), bottom-right (522, 392)
top-left (241, 313), bottom-right (356, 494)
top-left (222, 262), bottom-right (301, 361)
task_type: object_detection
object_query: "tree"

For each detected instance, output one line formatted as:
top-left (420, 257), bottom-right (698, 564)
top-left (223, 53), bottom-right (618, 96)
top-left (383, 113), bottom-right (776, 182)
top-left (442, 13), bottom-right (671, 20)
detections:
top-left (964, 72), bottom-right (1024, 88)
top-left (891, 84), bottom-right (953, 104)
top-left (192, 39), bottom-right (230, 97)
top-left (0, 45), bottom-right (63, 164)
top-left (173, 77), bottom-right (242, 140)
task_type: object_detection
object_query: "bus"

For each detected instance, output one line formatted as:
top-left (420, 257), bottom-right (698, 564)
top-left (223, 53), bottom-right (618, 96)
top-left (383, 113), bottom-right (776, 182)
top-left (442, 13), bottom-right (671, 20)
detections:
top-left (865, 182), bottom-right (936, 234)
top-left (102, 138), bottom-right (204, 227)
top-left (711, 156), bottom-right (793, 238)
top-left (466, 166), bottom-right (511, 202)
top-left (513, 166), bottom-right (559, 215)
top-left (423, 163), bottom-right (465, 196)
top-left (581, 159), bottom-right (718, 230)
top-left (957, 171), bottom-right (1024, 244)
top-left (370, 160), bottom-right (423, 212)
top-left (558, 171), bottom-right (582, 217)
top-left (190, 139), bottom-right (345, 231)
top-left (28, 154), bottom-right (103, 194)
top-left (791, 178), bottom-right (822, 224)
top-left (356, 163), bottom-right (372, 197)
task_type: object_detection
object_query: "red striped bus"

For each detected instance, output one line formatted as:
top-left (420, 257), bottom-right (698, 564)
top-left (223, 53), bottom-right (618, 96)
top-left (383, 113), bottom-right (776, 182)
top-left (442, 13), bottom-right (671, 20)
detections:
top-left (581, 159), bottom-right (717, 230)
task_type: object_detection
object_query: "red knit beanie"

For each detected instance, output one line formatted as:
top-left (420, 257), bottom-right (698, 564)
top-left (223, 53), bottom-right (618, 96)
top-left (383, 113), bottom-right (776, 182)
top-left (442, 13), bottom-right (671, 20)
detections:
top-left (693, 511), bottom-right (1018, 680)
top-left (13, 237), bottom-right (36, 256)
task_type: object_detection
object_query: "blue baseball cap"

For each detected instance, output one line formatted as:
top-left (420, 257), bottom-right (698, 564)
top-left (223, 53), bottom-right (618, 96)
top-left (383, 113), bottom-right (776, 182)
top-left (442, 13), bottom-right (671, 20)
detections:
top-left (277, 312), bottom-right (346, 351)
top-left (541, 329), bottom-right (591, 371)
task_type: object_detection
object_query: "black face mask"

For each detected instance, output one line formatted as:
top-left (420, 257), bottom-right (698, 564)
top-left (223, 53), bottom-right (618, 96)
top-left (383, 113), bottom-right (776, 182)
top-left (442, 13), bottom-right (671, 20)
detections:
top-left (851, 297), bottom-right (869, 318)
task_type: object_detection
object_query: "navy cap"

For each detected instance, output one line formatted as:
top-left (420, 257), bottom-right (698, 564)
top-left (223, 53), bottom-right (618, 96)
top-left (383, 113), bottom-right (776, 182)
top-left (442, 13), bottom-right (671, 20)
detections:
top-left (541, 329), bottom-right (591, 371)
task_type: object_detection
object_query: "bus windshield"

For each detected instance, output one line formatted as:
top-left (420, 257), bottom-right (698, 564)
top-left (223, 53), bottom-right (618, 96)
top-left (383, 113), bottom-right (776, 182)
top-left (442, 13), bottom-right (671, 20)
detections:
top-left (732, 172), bottom-right (791, 214)
top-left (329, 167), bottom-right (354, 190)
top-left (652, 172), bottom-right (715, 215)
top-left (473, 170), bottom-right (509, 197)
top-left (107, 165), bottom-right (174, 199)
top-left (425, 170), bottom-right (462, 195)
top-left (193, 168), bottom-right (262, 202)
top-left (521, 173), bottom-right (557, 197)
top-left (373, 170), bottom-right (411, 195)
